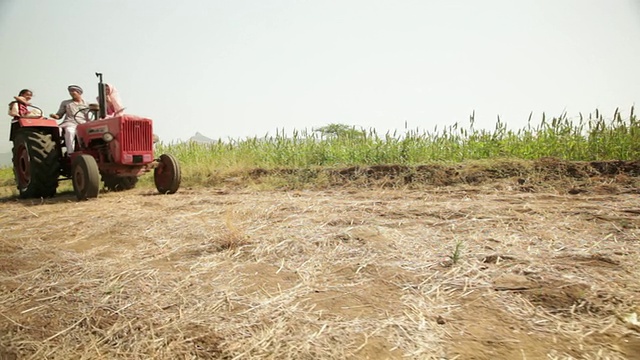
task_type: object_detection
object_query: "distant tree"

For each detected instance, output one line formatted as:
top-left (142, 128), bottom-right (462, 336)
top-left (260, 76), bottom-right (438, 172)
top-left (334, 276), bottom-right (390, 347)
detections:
top-left (313, 123), bottom-right (364, 139)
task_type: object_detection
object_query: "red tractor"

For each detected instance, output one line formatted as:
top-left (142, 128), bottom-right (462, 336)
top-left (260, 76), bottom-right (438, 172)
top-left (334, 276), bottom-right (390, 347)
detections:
top-left (10, 73), bottom-right (181, 200)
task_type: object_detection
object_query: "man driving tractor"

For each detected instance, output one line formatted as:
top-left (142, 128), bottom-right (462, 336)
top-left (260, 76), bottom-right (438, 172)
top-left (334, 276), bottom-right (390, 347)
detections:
top-left (50, 85), bottom-right (87, 154)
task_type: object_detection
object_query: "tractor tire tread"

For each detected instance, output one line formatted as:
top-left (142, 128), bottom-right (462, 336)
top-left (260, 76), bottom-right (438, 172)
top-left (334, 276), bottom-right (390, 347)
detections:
top-left (12, 130), bottom-right (59, 198)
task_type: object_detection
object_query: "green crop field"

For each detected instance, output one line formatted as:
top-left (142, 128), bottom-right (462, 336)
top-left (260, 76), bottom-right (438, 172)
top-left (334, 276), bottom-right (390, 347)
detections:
top-left (1, 108), bottom-right (638, 193)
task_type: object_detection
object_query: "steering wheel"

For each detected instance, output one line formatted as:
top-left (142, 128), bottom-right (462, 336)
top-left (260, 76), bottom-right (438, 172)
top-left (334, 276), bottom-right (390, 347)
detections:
top-left (73, 107), bottom-right (97, 122)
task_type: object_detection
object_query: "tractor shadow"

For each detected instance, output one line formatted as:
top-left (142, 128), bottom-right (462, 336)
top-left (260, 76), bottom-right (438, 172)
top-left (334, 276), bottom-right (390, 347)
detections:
top-left (0, 189), bottom-right (119, 205)
top-left (140, 192), bottom-right (182, 197)
top-left (0, 189), bottom-right (186, 204)
top-left (0, 190), bottom-right (77, 205)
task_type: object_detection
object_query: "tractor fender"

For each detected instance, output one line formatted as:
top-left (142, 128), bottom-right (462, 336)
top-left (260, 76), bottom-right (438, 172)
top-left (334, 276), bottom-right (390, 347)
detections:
top-left (9, 117), bottom-right (59, 141)
top-left (18, 117), bottom-right (59, 128)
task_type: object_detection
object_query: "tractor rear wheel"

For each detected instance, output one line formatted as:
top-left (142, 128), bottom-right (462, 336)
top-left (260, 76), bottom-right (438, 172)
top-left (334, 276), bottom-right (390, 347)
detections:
top-left (11, 130), bottom-right (60, 198)
top-left (102, 175), bottom-right (138, 192)
top-left (154, 154), bottom-right (181, 194)
top-left (72, 155), bottom-right (100, 200)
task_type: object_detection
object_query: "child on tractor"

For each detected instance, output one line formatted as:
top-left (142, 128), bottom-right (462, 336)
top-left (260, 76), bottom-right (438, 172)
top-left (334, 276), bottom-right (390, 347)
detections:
top-left (8, 89), bottom-right (40, 119)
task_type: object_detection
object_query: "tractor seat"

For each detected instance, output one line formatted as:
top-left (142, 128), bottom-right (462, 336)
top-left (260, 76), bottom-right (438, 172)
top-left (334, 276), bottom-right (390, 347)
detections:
top-left (88, 103), bottom-right (100, 111)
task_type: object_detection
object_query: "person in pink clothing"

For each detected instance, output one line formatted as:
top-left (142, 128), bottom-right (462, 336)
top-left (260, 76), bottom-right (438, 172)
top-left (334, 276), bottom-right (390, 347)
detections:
top-left (101, 84), bottom-right (125, 117)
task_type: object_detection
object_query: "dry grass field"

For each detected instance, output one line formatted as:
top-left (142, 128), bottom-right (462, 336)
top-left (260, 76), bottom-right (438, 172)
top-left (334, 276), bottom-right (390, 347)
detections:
top-left (2, 160), bottom-right (640, 359)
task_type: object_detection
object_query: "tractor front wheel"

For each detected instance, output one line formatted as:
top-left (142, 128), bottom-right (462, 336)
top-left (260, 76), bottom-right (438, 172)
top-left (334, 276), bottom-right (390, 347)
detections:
top-left (72, 155), bottom-right (100, 200)
top-left (154, 154), bottom-right (181, 194)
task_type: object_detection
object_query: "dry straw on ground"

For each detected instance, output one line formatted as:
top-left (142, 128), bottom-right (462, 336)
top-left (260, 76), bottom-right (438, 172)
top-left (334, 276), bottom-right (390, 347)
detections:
top-left (1, 166), bottom-right (640, 359)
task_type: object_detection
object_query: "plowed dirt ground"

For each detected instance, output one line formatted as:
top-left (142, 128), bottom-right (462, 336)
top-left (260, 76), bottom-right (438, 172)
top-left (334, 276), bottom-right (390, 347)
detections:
top-left (2, 162), bottom-right (640, 359)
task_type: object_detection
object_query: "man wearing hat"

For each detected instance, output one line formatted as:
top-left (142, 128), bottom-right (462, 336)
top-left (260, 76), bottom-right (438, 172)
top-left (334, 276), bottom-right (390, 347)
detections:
top-left (50, 85), bottom-right (87, 154)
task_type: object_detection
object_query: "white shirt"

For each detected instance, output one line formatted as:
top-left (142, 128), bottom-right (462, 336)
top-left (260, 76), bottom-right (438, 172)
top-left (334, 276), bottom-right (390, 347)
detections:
top-left (55, 99), bottom-right (88, 128)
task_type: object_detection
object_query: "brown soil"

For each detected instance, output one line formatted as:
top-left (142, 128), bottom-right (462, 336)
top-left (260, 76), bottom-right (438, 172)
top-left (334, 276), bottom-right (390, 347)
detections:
top-left (1, 160), bottom-right (640, 359)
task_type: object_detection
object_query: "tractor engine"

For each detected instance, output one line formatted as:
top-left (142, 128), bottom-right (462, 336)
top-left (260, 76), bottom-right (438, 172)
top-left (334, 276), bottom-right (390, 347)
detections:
top-left (76, 115), bottom-right (154, 166)
top-left (76, 115), bottom-right (154, 182)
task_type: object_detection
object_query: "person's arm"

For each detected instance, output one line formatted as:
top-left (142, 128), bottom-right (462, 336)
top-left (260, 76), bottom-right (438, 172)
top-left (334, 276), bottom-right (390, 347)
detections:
top-left (13, 96), bottom-right (31, 105)
top-left (8, 102), bottom-right (19, 117)
top-left (50, 101), bottom-right (66, 119)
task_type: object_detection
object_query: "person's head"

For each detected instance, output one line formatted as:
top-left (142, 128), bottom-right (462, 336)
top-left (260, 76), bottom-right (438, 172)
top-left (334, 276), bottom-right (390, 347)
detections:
top-left (105, 84), bottom-right (111, 95)
top-left (18, 89), bottom-right (33, 101)
top-left (67, 85), bottom-right (83, 101)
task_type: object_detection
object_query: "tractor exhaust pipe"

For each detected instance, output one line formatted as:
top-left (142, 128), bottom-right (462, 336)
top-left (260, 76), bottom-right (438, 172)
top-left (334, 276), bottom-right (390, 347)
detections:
top-left (96, 72), bottom-right (107, 119)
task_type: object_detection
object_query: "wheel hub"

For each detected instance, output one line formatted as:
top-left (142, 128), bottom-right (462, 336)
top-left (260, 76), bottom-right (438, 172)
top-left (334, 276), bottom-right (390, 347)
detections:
top-left (16, 145), bottom-right (30, 186)
top-left (74, 168), bottom-right (85, 190)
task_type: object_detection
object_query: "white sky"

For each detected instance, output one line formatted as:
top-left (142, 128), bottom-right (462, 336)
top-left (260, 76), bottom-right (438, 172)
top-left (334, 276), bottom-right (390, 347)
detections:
top-left (1, 0), bottom-right (639, 153)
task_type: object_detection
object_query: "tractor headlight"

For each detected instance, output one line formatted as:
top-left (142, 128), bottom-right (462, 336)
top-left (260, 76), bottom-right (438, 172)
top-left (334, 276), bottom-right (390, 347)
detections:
top-left (102, 132), bottom-right (114, 142)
